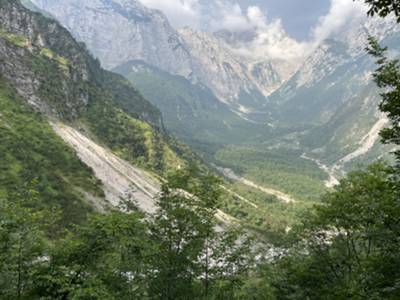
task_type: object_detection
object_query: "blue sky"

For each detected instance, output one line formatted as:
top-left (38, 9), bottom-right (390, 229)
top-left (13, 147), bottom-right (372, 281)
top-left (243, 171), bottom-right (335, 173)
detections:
top-left (234, 0), bottom-right (331, 40)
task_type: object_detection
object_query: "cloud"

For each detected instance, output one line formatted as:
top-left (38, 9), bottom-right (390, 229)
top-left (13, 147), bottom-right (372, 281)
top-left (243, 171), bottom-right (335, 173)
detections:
top-left (211, 2), bottom-right (250, 31)
top-left (311, 0), bottom-right (366, 42)
top-left (139, 0), bottom-right (202, 28)
top-left (137, 0), bottom-right (369, 62)
top-left (205, 4), bottom-right (309, 61)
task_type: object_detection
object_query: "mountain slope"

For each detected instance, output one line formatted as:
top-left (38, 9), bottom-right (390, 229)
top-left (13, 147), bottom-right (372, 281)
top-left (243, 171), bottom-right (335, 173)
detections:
top-left (52, 122), bottom-right (159, 213)
top-left (30, 0), bottom-right (193, 75)
top-left (178, 27), bottom-right (268, 112)
top-left (267, 18), bottom-right (400, 168)
top-left (0, 78), bottom-right (106, 225)
top-left (0, 0), bottom-right (191, 217)
top-left (30, 0), bottom-right (291, 115)
top-left (113, 60), bottom-right (272, 150)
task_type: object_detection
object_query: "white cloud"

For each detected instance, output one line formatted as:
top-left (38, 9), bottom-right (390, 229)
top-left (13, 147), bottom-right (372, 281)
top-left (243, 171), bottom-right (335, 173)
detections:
top-left (212, 2), bottom-right (250, 31)
top-left (137, 0), bottom-right (368, 62)
top-left (206, 4), bottom-right (309, 62)
top-left (311, 0), bottom-right (366, 42)
top-left (139, 0), bottom-right (202, 28)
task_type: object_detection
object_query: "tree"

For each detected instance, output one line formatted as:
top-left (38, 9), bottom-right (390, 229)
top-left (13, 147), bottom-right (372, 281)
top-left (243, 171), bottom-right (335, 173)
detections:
top-left (147, 166), bottom-right (254, 300)
top-left (32, 211), bottom-right (153, 300)
top-left (272, 163), bottom-right (400, 299)
top-left (357, 0), bottom-right (400, 22)
top-left (366, 37), bottom-right (400, 160)
top-left (0, 187), bottom-right (49, 299)
top-left (147, 166), bottom-right (219, 300)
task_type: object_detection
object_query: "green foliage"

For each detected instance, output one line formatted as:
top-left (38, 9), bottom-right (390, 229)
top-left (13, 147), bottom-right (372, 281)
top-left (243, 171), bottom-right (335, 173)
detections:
top-left (270, 163), bottom-right (400, 299)
top-left (221, 183), bottom-right (312, 244)
top-left (358, 0), bottom-right (400, 22)
top-left (0, 30), bottom-right (29, 47)
top-left (367, 36), bottom-right (400, 159)
top-left (0, 166), bottom-right (254, 299)
top-left (0, 190), bottom-right (49, 299)
top-left (83, 97), bottom-right (185, 173)
top-left (33, 211), bottom-right (152, 300)
top-left (148, 166), bottom-right (253, 300)
top-left (215, 145), bottom-right (328, 201)
top-left (0, 80), bottom-right (103, 226)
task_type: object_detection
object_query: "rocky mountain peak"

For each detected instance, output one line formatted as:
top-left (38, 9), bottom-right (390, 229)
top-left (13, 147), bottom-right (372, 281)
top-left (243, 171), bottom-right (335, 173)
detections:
top-left (31, 0), bottom-right (193, 75)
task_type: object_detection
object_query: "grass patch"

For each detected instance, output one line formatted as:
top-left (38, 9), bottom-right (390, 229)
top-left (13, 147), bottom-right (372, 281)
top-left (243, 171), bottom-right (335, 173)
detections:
top-left (0, 31), bottom-right (29, 48)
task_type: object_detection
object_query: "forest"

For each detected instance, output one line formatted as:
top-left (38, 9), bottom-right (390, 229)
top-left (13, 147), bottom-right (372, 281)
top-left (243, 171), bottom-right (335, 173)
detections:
top-left (1, 0), bottom-right (400, 299)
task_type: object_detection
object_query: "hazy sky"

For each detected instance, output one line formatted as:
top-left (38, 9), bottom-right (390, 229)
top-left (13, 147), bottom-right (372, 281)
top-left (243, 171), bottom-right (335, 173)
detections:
top-left (234, 0), bottom-right (330, 40)
top-left (138, 0), bottom-right (367, 61)
top-left (138, 0), bottom-right (366, 41)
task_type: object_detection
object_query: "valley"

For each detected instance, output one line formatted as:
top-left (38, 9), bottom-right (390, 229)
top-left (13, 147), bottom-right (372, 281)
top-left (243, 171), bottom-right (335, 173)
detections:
top-left (1, 0), bottom-right (400, 298)
top-left (9, 0), bottom-right (397, 225)
top-left (214, 165), bottom-right (297, 203)
top-left (29, 0), bottom-right (400, 203)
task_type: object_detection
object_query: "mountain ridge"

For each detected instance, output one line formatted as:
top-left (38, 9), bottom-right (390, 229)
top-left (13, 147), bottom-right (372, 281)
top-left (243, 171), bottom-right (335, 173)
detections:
top-left (0, 0), bottom-right (195, 218)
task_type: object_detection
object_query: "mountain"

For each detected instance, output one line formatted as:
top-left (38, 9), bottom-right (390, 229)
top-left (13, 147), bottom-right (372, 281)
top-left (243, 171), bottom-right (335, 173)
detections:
top-left (113, 60), bottom-right (272, 149)
top-left (30, 0), bottom-right (193, 75)
top-left (0, 0), bottom-right (192, 220)
top-left (30, 0), bottom-right (292, 114)
top-left (28, 0), bottom-right (400, 201)
top-left (178, 27), bottom-right (270, 112)
top-left (266, 16), bottom-right (400, 170)
top-left (213, 28), bottom-right (298, 96)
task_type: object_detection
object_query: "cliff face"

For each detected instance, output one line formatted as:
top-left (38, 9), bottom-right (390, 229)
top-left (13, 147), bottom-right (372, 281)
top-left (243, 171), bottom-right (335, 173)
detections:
top-left (0, 0), bottom-right (90, 118)
top-left (30, 0), bottom-right (194, 75)
top-left (30, 0), bottom-right (294, 111)
top-left (0, 0), bottom-right (162, 125)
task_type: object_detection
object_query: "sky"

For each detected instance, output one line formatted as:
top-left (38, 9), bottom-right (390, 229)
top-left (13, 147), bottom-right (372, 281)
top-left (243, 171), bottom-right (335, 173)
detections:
top-left (234, 0), bottom-right (331, 40)
top-left (138, 0), bottom-right (367, 61)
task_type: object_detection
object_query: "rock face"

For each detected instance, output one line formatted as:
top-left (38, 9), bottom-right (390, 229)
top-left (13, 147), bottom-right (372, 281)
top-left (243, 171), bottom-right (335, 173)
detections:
top-left (30, 0), bottom-right (293, 112)
top-left (266, 16), bottom-right (400, 166)
top-left (178, 27), bottom-right (264, 111)
top-left (26, 0), bottom-right (400, 170)
top-left (0, 0), bottom-right (185, 213)
top-left (30, 0), bottom-right (193, 75)
top-left (0, 0), bottom-right (92, 118)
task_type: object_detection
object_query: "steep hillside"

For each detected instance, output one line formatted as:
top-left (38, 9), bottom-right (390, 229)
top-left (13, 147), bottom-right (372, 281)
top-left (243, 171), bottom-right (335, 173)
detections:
top-left (113, 60), bottom-right (272, 149)
top-left (267, 18), bottom-right (400, 168)
top-left (0, 0), bottom-right (191, 217)
top-left (30, 0), bottom-right (289, 115)
top-left (0, 78), bottom-right (105, 226)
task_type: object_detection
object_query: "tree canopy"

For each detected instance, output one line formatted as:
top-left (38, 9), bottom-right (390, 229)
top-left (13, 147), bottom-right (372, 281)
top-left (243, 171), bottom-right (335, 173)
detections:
top-left (359, 0), bottom-right (400, 22)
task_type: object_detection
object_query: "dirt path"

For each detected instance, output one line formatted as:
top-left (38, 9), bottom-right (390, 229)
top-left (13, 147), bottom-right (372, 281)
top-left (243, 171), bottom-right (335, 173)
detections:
top-left (220, 185), bottom-right (259, 208)
top-left (215, 165), bottom-right (297, 204)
